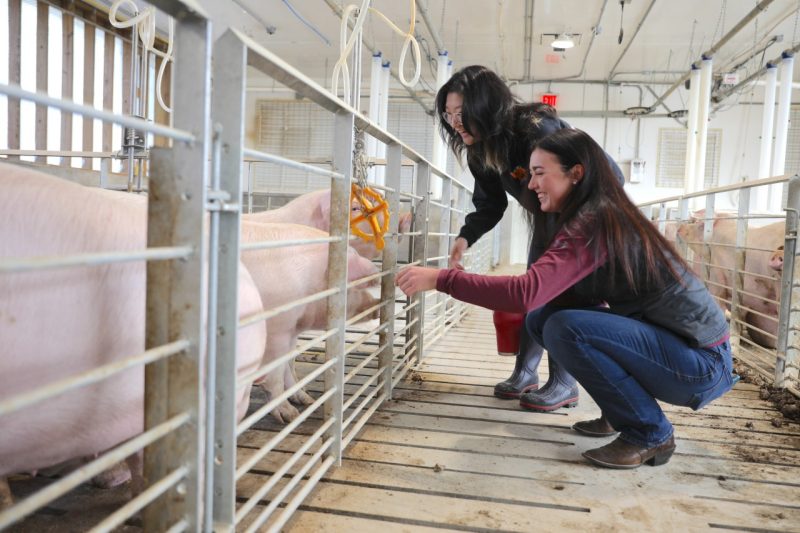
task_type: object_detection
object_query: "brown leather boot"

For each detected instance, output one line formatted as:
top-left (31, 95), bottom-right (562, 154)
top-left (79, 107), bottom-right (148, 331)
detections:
top-left (582, 435), bottom-right (676, 469)
top-left (572, 415), bottom-right (617, 437)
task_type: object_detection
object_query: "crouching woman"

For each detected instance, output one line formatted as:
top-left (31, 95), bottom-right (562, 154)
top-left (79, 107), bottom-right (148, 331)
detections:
top-left (396, 128), bottom-right (735, 469)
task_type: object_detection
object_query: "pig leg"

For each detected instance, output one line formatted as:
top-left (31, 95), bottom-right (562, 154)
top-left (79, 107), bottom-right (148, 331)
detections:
top-left (0, 477), bottom-right (12, 510)
top-left (91, 459), bottom-right (131, 489)
top-left (126, 452), bottom-right (144, 497)
top-left (258, 332), bottom-right (302, 423)
top-left (285, 362), bottom-right (314, 406)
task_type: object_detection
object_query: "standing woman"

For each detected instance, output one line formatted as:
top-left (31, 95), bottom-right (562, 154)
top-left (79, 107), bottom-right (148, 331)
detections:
top-left (396, 128), bottom-right (735, 468)
top-left (436, 65), bottom-right (623, 411)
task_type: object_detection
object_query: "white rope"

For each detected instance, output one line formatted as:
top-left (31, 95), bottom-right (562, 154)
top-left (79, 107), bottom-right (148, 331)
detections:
top-left (331, 0), bottom-right (422, 102)
top-left (109, 0), bottom-right (173, 113)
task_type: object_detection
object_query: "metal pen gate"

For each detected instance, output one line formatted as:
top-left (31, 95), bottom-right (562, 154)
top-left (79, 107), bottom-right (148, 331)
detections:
top-left (639, 174), bottom-right (800, 394)
top-left (0, 5), bottom-right (491, 530)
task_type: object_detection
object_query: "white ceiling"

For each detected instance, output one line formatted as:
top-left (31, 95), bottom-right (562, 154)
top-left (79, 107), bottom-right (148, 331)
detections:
top-left (193, 0), bottom-right (799, 107)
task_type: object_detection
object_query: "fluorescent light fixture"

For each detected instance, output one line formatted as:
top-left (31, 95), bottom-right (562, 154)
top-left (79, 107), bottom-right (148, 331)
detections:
top-left (551, 33), bottom-right (575, 49)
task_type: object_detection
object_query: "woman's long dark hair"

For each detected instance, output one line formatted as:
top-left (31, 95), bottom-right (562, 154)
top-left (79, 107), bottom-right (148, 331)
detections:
top-left (434, 65), bottom-right (518, 173)
top-left (533, 128), bottom-right (689, 293)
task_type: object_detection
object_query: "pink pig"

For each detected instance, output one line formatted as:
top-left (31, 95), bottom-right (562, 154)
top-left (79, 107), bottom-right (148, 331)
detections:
top-left (244, 188), bottom-right (412, 259)
top-left (239, 220), bottom-right (381, 423)
top-left (0, 165), bottom-right (266, 501)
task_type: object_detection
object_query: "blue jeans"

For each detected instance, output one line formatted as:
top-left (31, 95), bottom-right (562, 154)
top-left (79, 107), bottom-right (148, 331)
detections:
top-left (526, 307), bottom-right (734, 447)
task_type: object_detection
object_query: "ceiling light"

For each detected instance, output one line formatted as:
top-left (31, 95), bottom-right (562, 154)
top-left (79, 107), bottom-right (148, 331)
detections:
top-left (551, 33), bottom-right (575, 49)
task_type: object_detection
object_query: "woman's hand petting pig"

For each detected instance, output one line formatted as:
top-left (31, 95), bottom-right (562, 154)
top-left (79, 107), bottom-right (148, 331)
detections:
top-left (396, 266), bottom-right (441, 296)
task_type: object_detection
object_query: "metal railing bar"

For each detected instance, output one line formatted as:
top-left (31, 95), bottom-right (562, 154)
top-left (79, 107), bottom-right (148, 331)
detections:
top-left (344, 342), bottom-right (387, 383)
top-left (0, 84), bottom-right (195, 142)
top-left (0, 339), bottom-right (190, 416)
top-left (89, 466), bottom-right (188, 533)
top-left (235, 388), bottom-right (335, 480)
top-left (343, 325), bottom-right (388, 358)
top-left (242, 147), bottom-right (344, 180)
top-left (0, 413), bottom-right (190, 531)
top-left (165, 519), bottom-right (189, 533)
top-left (391, 358), bottom-right (415, 389)
top-left (237, 358), bottom-right (335, 436)
top-left (342, 372), bottom-right (383, 416)
top-left (344, 300), bottom-right (389, 327)
top-left (237, 329), bottom-right (337, 387)
top-left (255, 454), bottom-right (337, 533)
top-left (343, 389), bottom-right (388, 447)
top-left (241, 236), bottom-right (341, 251)
top-left (0, 246), bottom-right (193, 274)
top-left (239, 288), bottom-right (339, 328)
top-left (236, 422), bottom-right (334, 527)
top-left (637, 175), bottom-right (789, 206)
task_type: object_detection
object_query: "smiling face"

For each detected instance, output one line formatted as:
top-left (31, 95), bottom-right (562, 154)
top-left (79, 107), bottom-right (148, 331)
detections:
top-left (445, 92), bottom-right (478, 145)
top-left (528, 148), bottom-right (580, 213)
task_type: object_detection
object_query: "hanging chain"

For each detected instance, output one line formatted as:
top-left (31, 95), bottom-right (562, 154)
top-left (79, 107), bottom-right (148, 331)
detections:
top-left (792, 0), bottom-right (800, 46)
top-left (711, 0), bottom-right (727, 45)
top-left (352, 126), bottom-right (369, 190)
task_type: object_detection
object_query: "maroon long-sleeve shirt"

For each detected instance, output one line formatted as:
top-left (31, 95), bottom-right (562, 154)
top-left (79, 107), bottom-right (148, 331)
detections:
top-left (436, 231), bottom-right (606, 314)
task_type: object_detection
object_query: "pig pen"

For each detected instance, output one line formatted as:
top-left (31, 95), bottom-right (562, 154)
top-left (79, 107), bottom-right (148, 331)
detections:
top-left (0, 18), bottom-right (491, 532)
top-left (640, 176), bottom-right (800, 396)
top-left (3, 4), bottom-right (797, 531)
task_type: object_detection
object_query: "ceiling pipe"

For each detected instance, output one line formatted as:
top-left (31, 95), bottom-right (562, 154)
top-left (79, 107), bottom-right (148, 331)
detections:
top-left (610, 70), bottom-right (685, 81)
top-left (415, 0), bottom-right (446, 53)
top-left (322, 0), bottom-right (433, 114)
top-left (523, 0), bottom-right (534, 81)
top-left (712, 42), bottom-right (800, 104)
top-left (607, 0), bottom-right (657, 80)
top-left (647, 0), bottom-right (776, 113)
top-left (509, 0), bottom-right (610, 83)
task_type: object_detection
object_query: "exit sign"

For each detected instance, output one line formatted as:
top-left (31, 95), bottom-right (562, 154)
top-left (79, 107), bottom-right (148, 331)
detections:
top-left (541, 93), bottom-right (558, 107)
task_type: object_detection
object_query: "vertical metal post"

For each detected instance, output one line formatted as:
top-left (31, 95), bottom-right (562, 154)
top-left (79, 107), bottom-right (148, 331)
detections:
top-left (775, 175), bottom-right (800, 388)
top-left (657, 202), bottom-right (668, 235)
top-left (380, 142), bottom-right (402, 400)
top-left (324, 110), bottom-right (354, 465)
top-left (677, 197), bottom-right (690, 259)
top-left (730, 188), bottom-right (750, 351)
top-left (437, 176), bottom-right (452, 337)
top-left (411, 162), bottom-right (431, 363)
top-left (701, 195), bottom-right (716, 296)
top-left (143, 10), bottom-right (211, 532)
top-left (209, 29), bottom-right (248, 532)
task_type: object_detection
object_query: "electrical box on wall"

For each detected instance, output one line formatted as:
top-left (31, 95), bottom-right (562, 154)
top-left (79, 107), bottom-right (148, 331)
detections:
top-left (630, 159), bottom-right (646, 184)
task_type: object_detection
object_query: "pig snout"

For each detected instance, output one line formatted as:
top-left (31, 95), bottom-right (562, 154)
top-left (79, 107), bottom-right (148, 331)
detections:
top-left (768, 245), bottom-right (784, 273)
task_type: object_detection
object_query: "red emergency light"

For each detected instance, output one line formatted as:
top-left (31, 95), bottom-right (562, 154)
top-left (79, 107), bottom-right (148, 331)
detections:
top-left (541, 93), bottom-right (558, 107)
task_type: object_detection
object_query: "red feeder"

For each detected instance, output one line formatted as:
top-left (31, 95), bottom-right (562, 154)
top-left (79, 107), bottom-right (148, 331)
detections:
top-left (492, 311), bottom-right (525, 356)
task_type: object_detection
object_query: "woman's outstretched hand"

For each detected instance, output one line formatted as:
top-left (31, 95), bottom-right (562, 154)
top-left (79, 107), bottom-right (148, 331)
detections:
top-left (396, 266), bottom-right (441, 296)
top-left (449, 237), bottom-right (468, 270)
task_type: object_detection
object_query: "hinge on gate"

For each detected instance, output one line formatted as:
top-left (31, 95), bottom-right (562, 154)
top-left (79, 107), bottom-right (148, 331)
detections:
top-left (207, 190), bottom-right (240, 212)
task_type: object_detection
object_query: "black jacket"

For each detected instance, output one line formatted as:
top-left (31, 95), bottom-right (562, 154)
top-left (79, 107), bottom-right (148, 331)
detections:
top-left (458, 105), bottom-right (624, 257)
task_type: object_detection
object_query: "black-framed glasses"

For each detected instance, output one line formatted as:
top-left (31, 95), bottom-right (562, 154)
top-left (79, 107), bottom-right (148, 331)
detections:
top-left (441, 111), bottom-right (463, 125)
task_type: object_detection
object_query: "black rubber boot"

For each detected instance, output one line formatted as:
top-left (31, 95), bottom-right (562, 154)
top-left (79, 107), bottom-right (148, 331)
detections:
top-left (494, 325), bottom-right (541, 399)
top-left (519, 357), bottom-right (579, 411)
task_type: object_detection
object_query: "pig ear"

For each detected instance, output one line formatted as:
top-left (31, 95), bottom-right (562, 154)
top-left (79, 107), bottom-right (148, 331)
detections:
top-left (315, 189), bottom-right (332, 229)
top-left (398, 212), bottom-right (413, 233)
top-left (347, 250), bottom-right (379, 284)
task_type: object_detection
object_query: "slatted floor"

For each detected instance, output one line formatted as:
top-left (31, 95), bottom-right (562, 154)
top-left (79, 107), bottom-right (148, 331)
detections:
top-left (267, 305), bottom-right (800, 532)
top-left (7, 299), bottom-right (800, 531)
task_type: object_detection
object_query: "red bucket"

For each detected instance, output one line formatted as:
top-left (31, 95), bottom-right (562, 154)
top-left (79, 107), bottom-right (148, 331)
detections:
top-left (492, 311), bottom-right (525, 356)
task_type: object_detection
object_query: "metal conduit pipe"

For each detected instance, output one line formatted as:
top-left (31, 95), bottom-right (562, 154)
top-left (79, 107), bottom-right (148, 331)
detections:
top-left (648, 0), bottom-right (776, 113)
top-left (323, 0), bottom-right (433, 114)
top-left (415, 0), bottom-right (445, 53)
top-left (523, 0), bottom-right (534, 81)
top-left (607, 0), bottom-right (657, 79)
top-left (512, 0), bottom-right (609, 83)
top-left (713, 42), bottom-right (800, 104)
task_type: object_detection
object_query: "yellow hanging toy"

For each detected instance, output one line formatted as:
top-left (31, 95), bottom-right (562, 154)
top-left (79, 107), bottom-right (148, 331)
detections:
top-left (350, 182), bottom-right (390, 251)
top-left (349, 126), bottom-right (390, 251)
